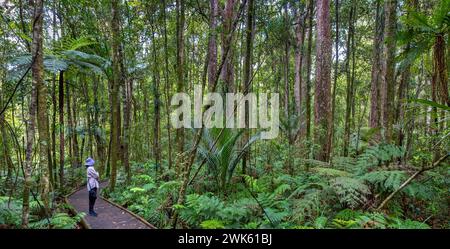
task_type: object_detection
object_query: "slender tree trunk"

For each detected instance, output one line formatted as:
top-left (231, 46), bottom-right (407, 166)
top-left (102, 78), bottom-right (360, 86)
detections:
top-left (0, 88), bottom-right (14, 191)
top-left (314, 0), bottom-right (332, 162)
top-left (175, 0), bottom-right (186, 154)
top-left (381, 0), bottom-right (397, 143)
top-left (294, 7), bottom-right (306, 138)
top-left (34, 0), bottom-right (51, 213)
top-left (395, 0), bottom-right (417, 151)
top-left (221, 0), bottom-right (236, 93)
top-left (208, 0), bottom-right (218, 90)
top-left (93, 76), bottom-right (105, 176)
top-left (162, 0), bottom-right (173, 170)
top-left (151, 23), bottom-right (161, 175)
top-left (329, 0), bottom-right (339, 159)
top-left (122, 66), bottom-right (131, 184)
top-left (66, 75), bottom-right (73, 170)
top-left (50, 0), bottom-right (57, 187)
top-left (58, 71), bottom-right (65, 188)
top-left (110, 0), bottom-right (122, 191)
top-left (242, 0), bottom-right (254, 174)
top-left (369, 0), bottom-right (384, 141)
top-left (343, 0), bottom-right (356, 156)
top-left (72, 86), bottom-right (79, 167)
top-left (304, 0), bottom-right (314, 143)
top-left (23, 0), bottom-right (44, 227)
top-left (51, 74), bottom-right (56, 187)
top-left (283, 3), bottom-right (290, 124)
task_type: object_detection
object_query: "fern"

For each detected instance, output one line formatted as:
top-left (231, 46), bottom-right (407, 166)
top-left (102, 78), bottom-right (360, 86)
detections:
top-left (263, 207), bottom-right (289, 226)
top-left (362, 170), bottom-right (407, 192)
top-left (334, 209), bottom-right (364, 221)
top-left (388, 218), bottom-right (430, 229)
top-left (50, 212), bottom-right (85, 229)
top-left (178, 193), bottom-right (224, 227)
top-left (52, 36), bottom-right (96, 52)
top-left (356, 144), bottom-right (405, 172)
top-left (0, 196), bottom-right (21, 227)
top-left (291, 190), bottom-right (323, 223)
top-left (354, 212), bottom-right (388, 228)
top-left (311, 167), bottom-right (352, 178)
top-left (330, 177), bottom-right (370, 209)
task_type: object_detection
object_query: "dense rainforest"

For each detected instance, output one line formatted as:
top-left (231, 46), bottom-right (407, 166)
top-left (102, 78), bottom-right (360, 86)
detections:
top-left (0, 0), bottom-right (449, 229)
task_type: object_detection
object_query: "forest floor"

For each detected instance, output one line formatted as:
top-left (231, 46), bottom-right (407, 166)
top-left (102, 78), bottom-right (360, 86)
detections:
top-left (67, 181), bottom-right (155, 229)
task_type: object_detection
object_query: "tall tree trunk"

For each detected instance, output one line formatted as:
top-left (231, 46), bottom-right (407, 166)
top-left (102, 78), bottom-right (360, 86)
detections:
top-left (122, 63), bottom-right (131, 184)
top-left (294, 6), bottom-right (306, 138)
top-left (151, 23), bottom-right (161, 176)
top-left (242, 0), bottom-right (254, 174)
top-left (110, 0), bottom-right (122, 191)
top-left (369, 0), bottom-right (384, 141)
top-left (343, 0), bottom-right (356, 156)
top-left (23, 0), bottom-right (44, 227)
top-left (381, 0), bottom-right (397, 143)
top-left (71, 86), bottom-right (79, 167)
top-left (208, 0), bottom-right (218, 90)
top-left (58, 71), bottom-right (65, 188)
top-left (93, 76), bottom-right (105, 176)
top-left (397, 0), bottom-right (416, 152)
top-left (314, 0), bottom-right (332, 162)
top-left (431, 34), bottom-right (448, 161)
top-left (221, 0), bottom-right (236, 93)
top-left (162, 0), bottom-right (173, 170)
top-left (329, 0), bottom-right (339, 159)
top-left (35, 0), bottom-right (51, 213)
top-left (51, 74), bottom-right (56, 187)
top-left (50, 0), bottom-right (57, 187)
top-left (304, 0), bottom-right (314, 143)
top-left (0, 87), bottom-right (14, 191)
top-left (434, 34), bottom-right (449, 106)
top-left (66, 74), bottom-right (73, 170)
top-left (176, 0), bottom-right (186, 154)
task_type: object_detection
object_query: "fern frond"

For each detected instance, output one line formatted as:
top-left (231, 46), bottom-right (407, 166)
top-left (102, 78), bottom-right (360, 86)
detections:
top-left (330, 177), bottom-right (370, 209)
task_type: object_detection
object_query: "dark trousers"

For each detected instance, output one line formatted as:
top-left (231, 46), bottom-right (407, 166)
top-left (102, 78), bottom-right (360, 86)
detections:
top-left (88, 187), bottom-right (97, 212)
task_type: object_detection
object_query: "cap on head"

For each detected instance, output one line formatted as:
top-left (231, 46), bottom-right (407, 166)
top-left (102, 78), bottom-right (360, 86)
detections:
top-left (85, 157), bottom-right (95, 167)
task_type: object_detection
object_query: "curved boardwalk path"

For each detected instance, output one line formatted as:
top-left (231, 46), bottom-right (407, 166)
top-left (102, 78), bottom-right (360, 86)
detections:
top-left (67, 181), bottom-right (155, 229)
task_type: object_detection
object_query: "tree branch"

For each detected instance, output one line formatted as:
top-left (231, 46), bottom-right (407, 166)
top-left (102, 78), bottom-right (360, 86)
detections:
top-left (377, 153), bottom-right (449, 210)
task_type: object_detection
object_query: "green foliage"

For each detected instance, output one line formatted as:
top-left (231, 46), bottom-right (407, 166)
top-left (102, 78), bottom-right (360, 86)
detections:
top-left (0, 196), bottom-right (21, 227)
top-left (200, 219), bottom-right (225, 229)
top-left (362, 170), bottom-right (407, 193)
top-left (330, 177), bottom-right (370, 209)
top-left (311, 167), bottom-right (352, 178)
top-left (197, 128), bottom-right (260, 190)
top-left (355, 143), bottom-right (405, 172)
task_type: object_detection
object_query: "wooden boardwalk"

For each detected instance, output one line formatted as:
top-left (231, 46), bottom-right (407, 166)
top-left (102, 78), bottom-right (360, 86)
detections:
top-left (67, 181), bottom-right (155, 229)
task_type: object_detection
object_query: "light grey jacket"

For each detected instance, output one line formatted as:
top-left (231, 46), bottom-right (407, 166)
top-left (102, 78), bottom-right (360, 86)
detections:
top-left (87, 166), bottom-right (99, 191)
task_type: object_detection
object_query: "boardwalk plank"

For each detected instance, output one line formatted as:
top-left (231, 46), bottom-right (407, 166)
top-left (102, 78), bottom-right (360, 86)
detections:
top-left (67, 181), bottom-right (154, 229)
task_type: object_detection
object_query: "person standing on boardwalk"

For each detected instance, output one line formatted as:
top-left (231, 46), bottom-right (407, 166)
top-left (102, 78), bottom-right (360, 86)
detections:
top-left (86, 157), bottom-right (99, 217)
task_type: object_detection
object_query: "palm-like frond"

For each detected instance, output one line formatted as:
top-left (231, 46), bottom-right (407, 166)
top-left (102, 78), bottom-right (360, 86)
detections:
top-left (6, 48), bottom-right (109, 81)
top-left (52, 36), bottom-right (97, 53)
top-left (198, 128), bottom-right (260, 189)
